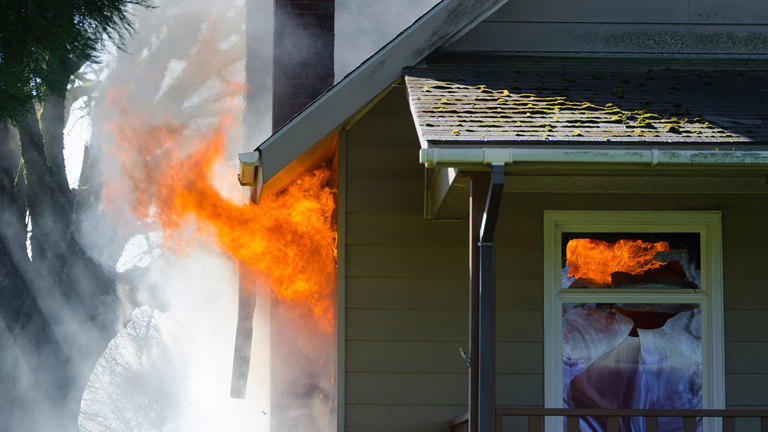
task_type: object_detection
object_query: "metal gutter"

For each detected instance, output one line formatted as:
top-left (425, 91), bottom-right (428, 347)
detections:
top-left (420, 147), bottom-right (768, 168)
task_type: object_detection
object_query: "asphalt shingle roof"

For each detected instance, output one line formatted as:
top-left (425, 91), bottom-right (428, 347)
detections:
top-left (405, 56), bottom-right (768, 146)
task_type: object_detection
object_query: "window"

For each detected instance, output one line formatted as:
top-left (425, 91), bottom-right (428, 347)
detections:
top-left (543, 211), bottom-right (724, 431)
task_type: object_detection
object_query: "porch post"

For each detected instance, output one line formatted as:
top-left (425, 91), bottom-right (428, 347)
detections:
top-left (478, 164), bottom-right (505, 432)
top-left (469, 173), bottom-right (490, 432)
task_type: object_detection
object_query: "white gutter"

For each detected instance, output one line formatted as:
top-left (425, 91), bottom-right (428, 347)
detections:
top-left (419, 147), bottom-right (768, 168)
top-left (238, 151), bottom-right (260, 186)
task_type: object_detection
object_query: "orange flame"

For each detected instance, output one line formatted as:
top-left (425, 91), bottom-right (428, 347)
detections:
top-left (103, 88), bottom-right (336, 331)
top-left (566, 238), bottom-right (670, 286)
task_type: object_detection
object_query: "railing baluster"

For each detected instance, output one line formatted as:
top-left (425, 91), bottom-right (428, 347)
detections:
top-left (528, 415), bottom-right (542, 432)
top-left (567, 415), bottom-right (580, 432)
top-left (683, 417), bottom-right (696, 432)
top-left (605, 416), bottom-right (620, 432)
top-left (645, 416), bottom-right (658, 432)
top-left (723, 416), bottom-right (735, 432)
top-left (449, 412), bottom-right (469, 432)
top-left (761, 416), bottom-right (768, 432)
top-left (495, 414), bottom-right (502, 432)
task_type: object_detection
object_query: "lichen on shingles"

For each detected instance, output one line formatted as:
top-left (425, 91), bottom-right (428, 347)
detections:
top-left (404, 57), bottom-right (768, 143)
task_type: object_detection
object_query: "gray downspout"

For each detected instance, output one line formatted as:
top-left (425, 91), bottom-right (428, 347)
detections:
top-left (469, 173), bottom-right (490, 432)
top-left (478, 164), bottom-right (505, 432)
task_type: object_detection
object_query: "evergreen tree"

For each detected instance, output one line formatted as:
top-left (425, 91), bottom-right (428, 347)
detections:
top-left (0, 1), bottom-right (153, 430)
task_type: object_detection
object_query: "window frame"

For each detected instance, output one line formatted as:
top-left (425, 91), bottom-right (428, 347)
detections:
top-left (543, 211), bottom-right (725, 428)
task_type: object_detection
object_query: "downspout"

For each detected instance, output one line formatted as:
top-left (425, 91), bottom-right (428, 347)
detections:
top-left (468, 173), bottom-right (490, 432)
top-left (478, 164), bottom-right (505, 432)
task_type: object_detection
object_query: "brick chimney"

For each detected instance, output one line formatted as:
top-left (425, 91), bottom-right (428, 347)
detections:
top-left (233, 2), bottom-right (336, 428)
top-left (233, 0), bottom-right (336, 409)
top-left (271, 3), bottom-right (336, 432)
top-left (272, 0), bottom-right (335, 131)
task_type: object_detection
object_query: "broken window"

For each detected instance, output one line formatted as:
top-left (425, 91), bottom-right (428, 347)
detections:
top-left (562, 233), bottom-right (701, 290)
top-left (543, 212), bottom-right (724, 432)
top-left (563, 302), bottom-right (702, 431)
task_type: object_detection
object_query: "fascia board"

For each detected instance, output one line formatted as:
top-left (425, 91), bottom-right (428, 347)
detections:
top-left (255, 0), bottom-right (509, 183)
top-left (419, 147), bottom-right (768, 168)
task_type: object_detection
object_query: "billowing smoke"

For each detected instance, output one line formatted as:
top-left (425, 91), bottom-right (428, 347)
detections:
top-left (1, 1), bottom-right (442, 431)
top-left (79, 251), bottom-right (270, 431)
top-left (335, 0), bottom-right (441, 79)
top-left (77, 0), bottom-right (340, 430)
top-left (73, 0), bottom-right (276, 430)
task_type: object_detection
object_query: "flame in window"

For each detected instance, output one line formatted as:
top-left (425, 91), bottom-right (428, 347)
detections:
top-left (566, 238), bottom-right (670, 286)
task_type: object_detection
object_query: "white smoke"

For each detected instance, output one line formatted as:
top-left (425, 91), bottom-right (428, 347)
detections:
top-left (64, 1), bottom-right (442, 431)
top-left (335, 0), bottom-right (441, 80)
top-left (74, 0), bottom-right (272, 430)
top-left (80, 248), bottom-right (270, 431)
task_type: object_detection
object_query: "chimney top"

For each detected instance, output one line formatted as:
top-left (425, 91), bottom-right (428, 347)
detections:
top-left (272, 0), bottom-right (335, 132)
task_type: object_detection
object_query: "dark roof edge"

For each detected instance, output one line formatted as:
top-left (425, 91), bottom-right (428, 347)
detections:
top-left (243, 0), bottom-right (509, 185)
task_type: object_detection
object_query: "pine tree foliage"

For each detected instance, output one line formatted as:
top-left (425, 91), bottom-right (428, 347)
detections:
top-left (0, 0), bottom-right (155, 122)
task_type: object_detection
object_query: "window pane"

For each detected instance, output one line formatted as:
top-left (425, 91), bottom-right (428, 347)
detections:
top-left (563, 303), bottom-right (702, 431)
top-left (561, 233), bottom-right (701, 289)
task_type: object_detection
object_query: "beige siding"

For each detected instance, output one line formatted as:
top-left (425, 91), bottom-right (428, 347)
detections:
top-left (345, 87), bottom-right (470, 431)
top-left (346, 406), bottom-right (472, 432)
top-left (445, 0), bottom-right (768, 54)
top-left (343, 87), bottom-right (768, 431)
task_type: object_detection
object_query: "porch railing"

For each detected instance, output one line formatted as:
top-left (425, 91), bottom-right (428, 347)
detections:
top-left (450, 413), bottom-right (469, 432)
top-left (450, 408), bottom-right (768, 432)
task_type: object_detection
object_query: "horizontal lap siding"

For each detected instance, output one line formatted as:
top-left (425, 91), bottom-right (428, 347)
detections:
top-left (345, 88), bottom-right (545, 430)
top-left (445, 0), bottom-right (768, 54)
top-left (345, 88), bottom-right (471, 431)
top-left (721, 199), bottom-right (768, 408)
top-left (344, 87), bottom-right (768, 430)
top-left (345, 405), bottom-right (467, 432)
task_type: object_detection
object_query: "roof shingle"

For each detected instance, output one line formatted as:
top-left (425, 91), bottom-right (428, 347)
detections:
top-left (405, 56), bottom-right (768, 146)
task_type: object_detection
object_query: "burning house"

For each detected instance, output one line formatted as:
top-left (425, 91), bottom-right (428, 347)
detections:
top-left (236, 0), bottom-right (768, 431)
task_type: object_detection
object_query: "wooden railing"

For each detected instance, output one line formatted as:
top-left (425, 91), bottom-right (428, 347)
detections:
top-left (450, 408), bottom-right (768, 432)
top-left (450, 413), bottom-right (469, 432)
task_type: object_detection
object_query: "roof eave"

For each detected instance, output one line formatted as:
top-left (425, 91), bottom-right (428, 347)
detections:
top-left (239, 0), bottom-right (510, 193)
top-left (420, 146), bottom-right (768, 169)
top-left (422, 146), bottom-right (768, 220)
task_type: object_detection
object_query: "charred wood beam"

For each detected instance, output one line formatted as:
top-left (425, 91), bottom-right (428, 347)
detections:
top-left (231, 279), bottom-right (256, 398)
